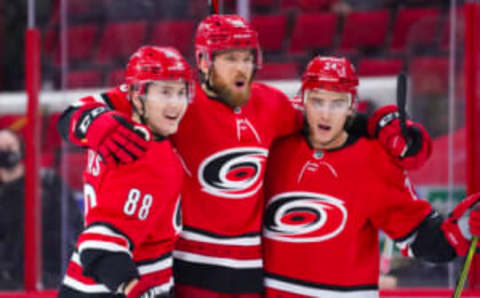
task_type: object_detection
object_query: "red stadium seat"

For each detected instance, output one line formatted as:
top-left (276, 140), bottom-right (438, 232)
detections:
top-left (106, 68), bottom-right (125, 86)
top-left (440, 8), bottom-right (464, 51)
top-left (252, 0), bottom-right (276, 9)
top-left (68, 0), bottom-right (101, 16)
top-left (288, 12), bottom-right (338, 55)
top-left (409, 56), bottom-right (449, 94)
top-left (54, 25), bottom-right (98, 65)
top-left (60, 151), bottom-right (87, 191)
top-left (251, 14), bottom-right (288, 53)
top-left (150, 20), bottom-right (195, 56)
top-left (339, 10), bottom-right (389, 51)
top-left (95, 21), bottom-right (147, 65)
top-left (357, 58), bottom-right (404, 76)
top-left (390, 8), bottom-right (441, 52)
top-left (67, 0), bottom-right (105, 21)
top-left (67, 70), bottom-right (103, 89)
top-left (43, 29), bottom-right (58, 63)
top-left (256, 62), bottom-right (299, 80)
top-left (280, 0), bottom-right (335, 12)
top-left (41, 113), bottom-right (63, 168)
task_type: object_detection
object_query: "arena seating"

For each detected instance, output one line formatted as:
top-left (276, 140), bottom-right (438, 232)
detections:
top-left (257, 62), bottom-right (300, 80)
top-left (251, 14), bottom-right (288, 53)
top-left (389, 7), bottom-right (441, 52)
top-left (339, 10), bottom-right (389, 52)
top-left (150, 20), bottom-right (196, 57)
top-left (357, 58), bottom-right (404, 76)
top-left (288, 12), bottom-right (338, 55)
top-left (67, 70), bottom-right (103, 89)
top-left (94, 21), bottom-right (147, 65)
top-left (32, 1), bottom-right (462, 88)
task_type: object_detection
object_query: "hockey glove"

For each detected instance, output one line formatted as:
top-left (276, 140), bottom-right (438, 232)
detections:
top-left (441, 193), bottom-right (480, 256)
top-left (367, 105), bottom-right (432, 170)
top-left (126, 273), bottom-right (173, 298)
top-left (73, 107), bottom-right (150, 166)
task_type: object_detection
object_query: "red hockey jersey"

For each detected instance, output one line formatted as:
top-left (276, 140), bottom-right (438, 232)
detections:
top-left (171, 82), bottom-right (302, 292)
top-left (262, 133), bottom-right (432, 298)
top-left (64, 82), bottom-right (303, 293)
top-left (61, 140), bottom-right (183, 296)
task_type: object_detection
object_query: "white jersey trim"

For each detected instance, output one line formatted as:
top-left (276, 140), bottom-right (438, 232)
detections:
top-left (265, 277), bottom-right (379, 298)
top-left (138, 257), bottom-right (173, 275)
top-left (71, 252), bottom-right (81, 266)
top-left (173, 250), bottom-right (262, 269)
top-left (63, 275), bottom-right (110, 293)
top-left (78, 240), bottom-right (132, 256)
top-left (180, 230), bottom-right (261, 246)
top-left (84, 225), bottom-right (128, 241)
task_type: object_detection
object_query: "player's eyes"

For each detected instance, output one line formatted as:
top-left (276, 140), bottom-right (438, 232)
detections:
top-left (161, 89), bottom-right (173, 96)
top-left (177, 89), bottom-right (186, 97)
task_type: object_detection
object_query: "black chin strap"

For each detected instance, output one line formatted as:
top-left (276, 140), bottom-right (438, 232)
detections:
top-left (131, 95), bottom-right (165, 141)
top-left (203, 67), bottom-right (220, 96)
top-left (132, 95), bottom-right (148, 126)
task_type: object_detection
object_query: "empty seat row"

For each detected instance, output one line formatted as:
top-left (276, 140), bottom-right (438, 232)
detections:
top-left (44, 7), bottom-right (459, 71)
top-left (44, 20), bottom-right (196, 66)
top-left (62, 56), bottom-right (448, 89)
top-left (255, 7), bottom-right (451, 54)
top-left (63, 0), bottom-right (445, 21)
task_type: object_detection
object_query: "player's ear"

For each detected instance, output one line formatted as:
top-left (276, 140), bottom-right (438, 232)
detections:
top-left (198, 55), bottom-right (209, 76)
top-left (346, 107), bottom-right (354, 117)
top-left (131, 93), bottom-right (143, 111)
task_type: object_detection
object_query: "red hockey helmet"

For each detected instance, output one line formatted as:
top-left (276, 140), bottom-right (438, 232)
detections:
top-left (301, 56), bottom-right (359, 106)
top-left (125, 46), bottom-right (194, 98)
top-left (194, 14), bottom-right (262, 69)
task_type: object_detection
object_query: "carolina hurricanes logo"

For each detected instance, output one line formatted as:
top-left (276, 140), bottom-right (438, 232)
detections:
top-left (173, 196), bottom-right (182, 234)
top-left (263, 192), bottom-right (347, 242)
top-left (198, 147), bottom-right (268, 199)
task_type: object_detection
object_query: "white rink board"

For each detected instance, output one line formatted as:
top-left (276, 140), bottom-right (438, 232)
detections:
top-left (0, 77), bottom-right (397, 114)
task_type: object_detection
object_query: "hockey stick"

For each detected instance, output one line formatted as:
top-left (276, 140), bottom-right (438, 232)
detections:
top-left (396, 72), bottom-right (410, 158)
top-left (453, 236), bottom-right (479, 298)
top-left (208, 0), bottom-right (219, 14)
top-left (396, 72), bottom-right (408, 139)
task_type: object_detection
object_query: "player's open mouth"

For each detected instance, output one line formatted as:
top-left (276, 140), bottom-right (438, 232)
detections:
top-left (234, 80), bottom-right (246, 88)
top-left (318, 124), bottom-right (331, 131)
top-left (165, 114), bottom-right (179, 121)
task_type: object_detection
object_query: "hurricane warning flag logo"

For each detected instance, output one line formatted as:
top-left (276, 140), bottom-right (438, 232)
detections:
top-left (264, 192), bottom-right (347, 242)
top-left (198, 147), bottom-right (268, 199)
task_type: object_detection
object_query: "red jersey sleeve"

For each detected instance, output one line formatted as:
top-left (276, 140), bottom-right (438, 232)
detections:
top-left (267, 85), bottom-right (304, 138)
top-left (368, 145), bottom-right (432, 240)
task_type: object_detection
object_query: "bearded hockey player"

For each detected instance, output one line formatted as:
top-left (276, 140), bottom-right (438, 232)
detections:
top-left (262, 56), bottom-right (480, 298)
top-left (58, 15), bottom-right (433, 297)
top-left (58, 46), bottom-right (193, 298)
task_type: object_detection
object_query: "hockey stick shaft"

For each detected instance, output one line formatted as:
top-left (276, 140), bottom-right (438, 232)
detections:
top-left (453, 236), bottom-right (479, 298)
top-left (396, 72), bottom-right (408, 138)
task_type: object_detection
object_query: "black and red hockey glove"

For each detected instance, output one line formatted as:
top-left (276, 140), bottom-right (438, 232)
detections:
top-left (72, 106), bottom-right (150, 166)
top-left (441, 193), bottom-right (480, 256)
top-left (367, 105), bottom-right (432, 170)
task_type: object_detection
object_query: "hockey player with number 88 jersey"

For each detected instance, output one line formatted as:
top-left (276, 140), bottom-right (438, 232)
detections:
top-left (58, 46), bottom-right (193, 298)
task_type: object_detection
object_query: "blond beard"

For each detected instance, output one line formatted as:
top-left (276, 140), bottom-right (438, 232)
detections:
top-left (210, 70), bottom-right (251, 108)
